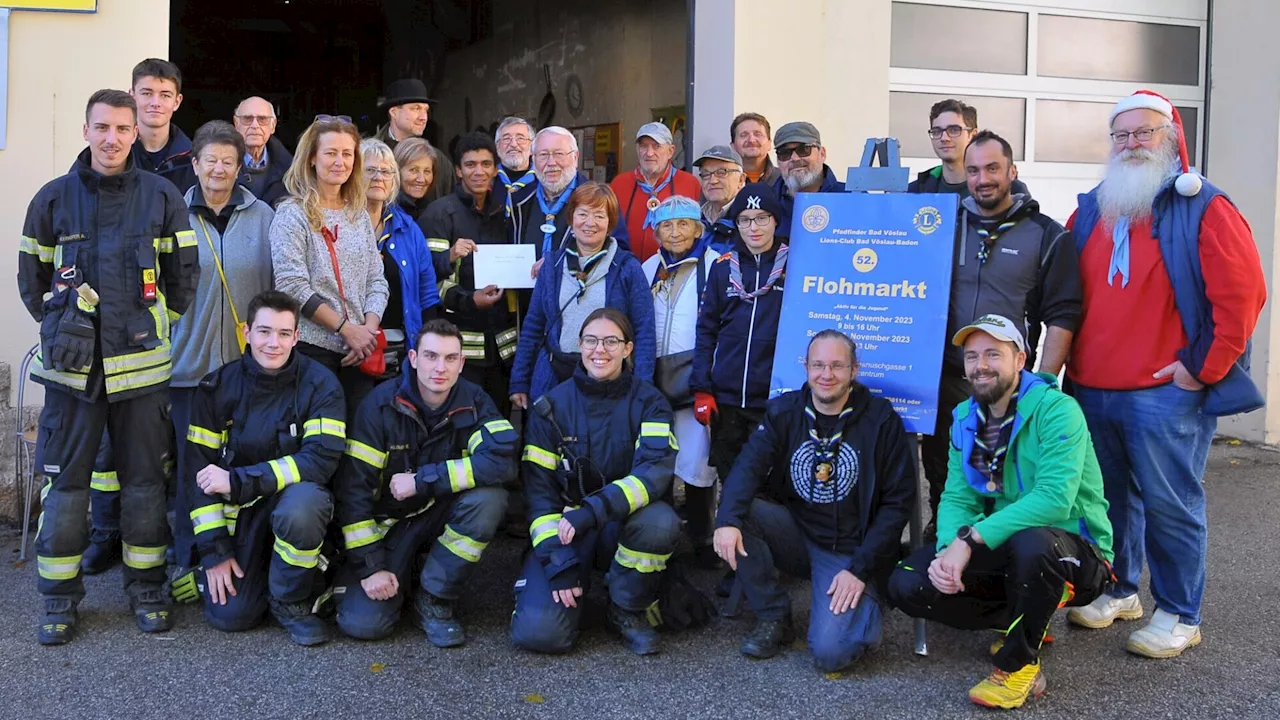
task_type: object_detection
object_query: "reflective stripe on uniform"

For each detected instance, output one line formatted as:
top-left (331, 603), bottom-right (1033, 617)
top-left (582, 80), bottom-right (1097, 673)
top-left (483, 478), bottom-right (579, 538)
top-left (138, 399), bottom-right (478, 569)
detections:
top-left (345, 439), bottom-right (387, 469)
top-left (37, 554), bottom-right (82, 580)
top-left (495, 328), bottom-right (518, 360)
top-left (174, 229), bottom-right (197, 248)
top-left (273, 536), bottom-right (321, 568)
top-left (427, 238), bottom-right (450, 253)
top-left (529, 513), bottom-right (562, 547)
top-left (522, 445), bottom-right (559, 471)
top-left (640, 421), bottom-right (670, 438)
top-left (485, 419), bottom-right (515, 435)
top-left (187, 424), bottom-right (223, 450)
top-left (102, 341), bottom-right (171, 376)
top-left (342, 520), bottom-right (380, 550)
top-left (460, 331), bottom-right (486, 359)
top-left (612, 475), bottom-right (650, 513)
top-left (30, 357), bottom-right (90, 389)
top-left (269, 456), bottom-right (301, 491)
top-left (438, 524), bottom-right (487, 563)
top-left (20, 236), bottom-right (54, 263)
top-left (614, 544), bottom-right (671, 573)
top-left (467, 429), bottom-right (483, 456)
top-left (90, 470), bottom-right (120, 492)
top-left (122, 543), bottom-right (167, 570)
top-left (155, 236), bottom-right (173, 253)
top-left (104, 361), bottom-right (172, 395)
top-left (447, 457), bottom-right (476, 493)
top-left (189, 503), bottom-right (227, 535)
top-left (303, 417), bottom-right (346, 439)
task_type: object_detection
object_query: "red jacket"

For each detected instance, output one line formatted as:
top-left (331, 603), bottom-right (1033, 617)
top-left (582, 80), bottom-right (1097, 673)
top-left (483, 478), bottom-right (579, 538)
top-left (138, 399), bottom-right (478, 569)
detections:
top-left (610, 168), bottom-right (702, 260)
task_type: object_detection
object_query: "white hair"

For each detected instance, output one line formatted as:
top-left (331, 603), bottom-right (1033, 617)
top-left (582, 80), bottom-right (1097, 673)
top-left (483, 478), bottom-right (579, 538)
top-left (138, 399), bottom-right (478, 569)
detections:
top-left (1098, 127), bottom-right (1179, 225)
top-left (360, 137), bottom-right (400, 205)
top-left (495, 116), bottom-right (534, 143)
top-left (533, 126), bottom-right (579, 154)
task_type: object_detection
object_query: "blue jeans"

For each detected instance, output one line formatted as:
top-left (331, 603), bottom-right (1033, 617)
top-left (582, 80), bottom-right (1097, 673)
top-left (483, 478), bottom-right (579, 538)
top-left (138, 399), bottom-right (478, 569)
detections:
top-left (736, 498), bottom-right (884, 671)
top-left (1074, 382), bottom-right (1215, 625)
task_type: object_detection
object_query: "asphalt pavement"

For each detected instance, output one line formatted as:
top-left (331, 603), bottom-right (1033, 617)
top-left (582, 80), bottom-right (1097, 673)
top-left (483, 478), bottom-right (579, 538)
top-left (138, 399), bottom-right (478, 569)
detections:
top-left (1, 441), bottom-right (1277, 720)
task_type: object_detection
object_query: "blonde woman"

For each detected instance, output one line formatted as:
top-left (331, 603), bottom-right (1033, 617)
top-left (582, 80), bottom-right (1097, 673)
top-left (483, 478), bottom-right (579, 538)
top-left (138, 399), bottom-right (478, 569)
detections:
top-left (271, 114), bottom-right (389, 417)
top-left (393, 137), bottom-right (436, 221)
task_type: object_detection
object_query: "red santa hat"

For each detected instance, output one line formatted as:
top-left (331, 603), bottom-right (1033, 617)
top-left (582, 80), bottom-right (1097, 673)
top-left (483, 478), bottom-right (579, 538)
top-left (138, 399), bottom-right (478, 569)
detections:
top-left (1109, 89), bottom-right (1202, 196)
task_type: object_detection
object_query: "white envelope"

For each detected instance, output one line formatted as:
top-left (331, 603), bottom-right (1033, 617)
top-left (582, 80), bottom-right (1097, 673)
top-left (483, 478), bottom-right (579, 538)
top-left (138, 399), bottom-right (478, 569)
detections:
top-left (472, 244), bottom-right (537, 289)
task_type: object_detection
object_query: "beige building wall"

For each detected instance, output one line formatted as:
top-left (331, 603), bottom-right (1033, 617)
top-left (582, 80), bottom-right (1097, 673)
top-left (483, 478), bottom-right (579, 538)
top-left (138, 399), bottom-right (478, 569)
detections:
top-left (1208, 0), bottom-right (1280, 444)
top-left (2, 0), bottom-right (171, 407)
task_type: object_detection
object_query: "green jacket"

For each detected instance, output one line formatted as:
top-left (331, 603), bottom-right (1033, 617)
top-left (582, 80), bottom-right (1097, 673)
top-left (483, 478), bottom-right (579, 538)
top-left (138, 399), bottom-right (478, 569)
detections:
top-left (937, 370), bottom-right (1113, 561)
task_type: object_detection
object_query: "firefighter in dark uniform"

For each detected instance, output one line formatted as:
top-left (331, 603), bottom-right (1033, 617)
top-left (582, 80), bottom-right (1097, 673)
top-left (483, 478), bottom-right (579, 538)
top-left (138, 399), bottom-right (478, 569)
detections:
top-left (334, 319), bottom-right (515, 646)
top-left (19, 90), bottom-right (199, 645)
top-left (183, 291), bottom-right (345, 645)
top-left (418, 132), bottom-right (519, 416)
top-left (511, 307), bottom-right (681, 656)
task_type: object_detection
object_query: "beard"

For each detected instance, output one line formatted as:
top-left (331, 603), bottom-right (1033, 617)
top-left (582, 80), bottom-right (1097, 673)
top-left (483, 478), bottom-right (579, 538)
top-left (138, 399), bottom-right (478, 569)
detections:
top-left (783, 164), bottom-right (822, 194)
top-left (500, 149), bottom-right (529, 172)
top-left (811, 381), bottom-right (852, 408)
top-left (1098, 134), bottom-right (1179, 225)
top-left (538, 170), bottom-right (574, 197)
top-left (969, 369), bottom-right (1017, 408)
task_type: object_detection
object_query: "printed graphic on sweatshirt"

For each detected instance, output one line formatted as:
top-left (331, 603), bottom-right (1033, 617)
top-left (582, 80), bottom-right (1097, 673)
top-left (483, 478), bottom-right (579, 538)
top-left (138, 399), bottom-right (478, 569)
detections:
top-left (789, 441), bottom-right (858, 504)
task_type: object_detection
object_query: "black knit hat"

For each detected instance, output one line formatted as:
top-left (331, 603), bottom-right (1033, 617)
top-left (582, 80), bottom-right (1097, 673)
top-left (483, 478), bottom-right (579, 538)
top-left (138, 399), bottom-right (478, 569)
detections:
top-left (727, 182), bottom-right (784, 222)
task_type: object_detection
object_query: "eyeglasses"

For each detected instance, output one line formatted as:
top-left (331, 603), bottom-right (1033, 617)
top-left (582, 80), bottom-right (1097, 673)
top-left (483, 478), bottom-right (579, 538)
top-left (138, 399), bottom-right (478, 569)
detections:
top-left (535, 150), bottom-right (576, 163)
top-left (806, 361), bottom-right (854, 373)
top-left (1110, 126), bottom-right (1168, 145)
top-left (927, 125), bottom-right (973, 140)
top-left (698, 168), bottom-right (742, 181)
top-left (736, 214), bottom-right (774, 229)
top-left (314, 114), bottom-right (353, 124)
top-left (499, 134), bottom-right (532, 147)
top-left (364, 167), bottom-right (395, 179)
top-left (776, 144), bottom-right (818, 161)
top-left (580, 335), bottom-right (626, 352)
top-left (235, 114), bottom-right (275, 127)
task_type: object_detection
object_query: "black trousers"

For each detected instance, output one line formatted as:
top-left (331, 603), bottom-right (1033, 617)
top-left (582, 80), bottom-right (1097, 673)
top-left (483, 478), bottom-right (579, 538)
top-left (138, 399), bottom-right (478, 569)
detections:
top-left (297, 343), bottom-right (375, 422)
top-left (919, 370), bottom-right (972, 520)
top-left (887, 527), bottom-right (1110, 672)
top-left (462, 361), bottom-right (511, 417)
top-left (708, 404), bottom-right (764, 481)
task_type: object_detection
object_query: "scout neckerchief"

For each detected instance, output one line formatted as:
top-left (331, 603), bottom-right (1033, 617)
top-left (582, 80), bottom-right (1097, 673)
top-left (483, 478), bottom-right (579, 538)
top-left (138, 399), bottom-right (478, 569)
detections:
top-left (651, 235), bottom-right (710, 291)
top-left (564, 238), bottom-right (612, 301)
top-left (536, 174), bottom-right (579, 257)
top-left (972, 392), bottom-right (1019, 493)
top-left (498, 166), bottom-right (537, 220)
top-left (375, 209), bottom-right (393, 251)
top-left (637, 166), bottom-right (676, 229)
top-left (729, 244), bottom-right (788, 300)
top-left (804, 400), bottom-right (854, 491)
top-left (973, 216), bottom-right (1020, 265)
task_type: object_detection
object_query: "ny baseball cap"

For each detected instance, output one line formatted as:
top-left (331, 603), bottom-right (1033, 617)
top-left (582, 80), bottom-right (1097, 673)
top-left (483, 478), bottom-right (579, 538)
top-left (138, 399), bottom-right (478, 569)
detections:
top-left (693, 144), bottom-right (743, 167)
top-left (951, 314), bottom-right (1027, 352)
top-left (636, 121), bottom-right (674, 145)
top-left (774, 121), bottom-right (822, 147)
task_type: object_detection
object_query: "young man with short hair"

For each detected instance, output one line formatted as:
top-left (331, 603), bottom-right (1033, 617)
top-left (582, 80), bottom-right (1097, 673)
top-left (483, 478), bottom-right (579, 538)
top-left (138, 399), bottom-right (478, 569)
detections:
top-left (908, 99), bottom-right (1028, 198)
top-left (334, 319), bottom-right (515, 646)
top-left (888, 315), bottom-right (1114, 710)
top-left (184, 291), bottom-right (346, 645)
top-left (129, 57), bottom-right (196, 193)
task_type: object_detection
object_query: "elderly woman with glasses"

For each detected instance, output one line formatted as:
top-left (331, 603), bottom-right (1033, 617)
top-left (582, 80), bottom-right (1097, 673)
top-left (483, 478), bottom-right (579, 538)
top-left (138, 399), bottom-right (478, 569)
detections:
top-left (509, 182), bottom-right (656, 411)
top-left (271, 114), bottom-right (389, 417)
top-left (361, 138), bottom-right (441, 377)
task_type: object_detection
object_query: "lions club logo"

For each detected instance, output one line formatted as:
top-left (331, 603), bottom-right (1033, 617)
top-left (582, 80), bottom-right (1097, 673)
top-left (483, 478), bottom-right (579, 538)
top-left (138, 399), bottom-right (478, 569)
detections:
top-left (852, 248), bottom-right (878, 273)
top-left (913, 206), bottom-right (942, 235)
top-left (802, 204), bottom-right (830, 233)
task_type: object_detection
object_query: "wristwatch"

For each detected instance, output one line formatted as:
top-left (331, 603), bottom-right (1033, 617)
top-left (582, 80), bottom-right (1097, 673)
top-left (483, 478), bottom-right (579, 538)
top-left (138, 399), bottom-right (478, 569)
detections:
top-left (956, 525), bottom-right (981, 550)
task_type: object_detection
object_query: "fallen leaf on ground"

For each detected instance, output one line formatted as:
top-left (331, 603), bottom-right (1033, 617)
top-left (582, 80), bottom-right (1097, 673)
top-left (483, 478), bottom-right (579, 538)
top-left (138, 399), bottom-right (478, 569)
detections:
top-left (525, 694), bottom-right (546, 704)
top-left (370, 662), bottom-right (386, 673)
top-left (824, 672), bottom-right (843, 680)
top-left (1227, 439), bottom-right (1242, 446)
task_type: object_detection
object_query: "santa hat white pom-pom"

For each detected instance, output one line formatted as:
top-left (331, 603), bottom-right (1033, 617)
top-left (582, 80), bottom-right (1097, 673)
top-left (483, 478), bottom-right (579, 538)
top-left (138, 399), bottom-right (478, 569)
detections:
top-left (1175, 172), bottom-right (1202, 197)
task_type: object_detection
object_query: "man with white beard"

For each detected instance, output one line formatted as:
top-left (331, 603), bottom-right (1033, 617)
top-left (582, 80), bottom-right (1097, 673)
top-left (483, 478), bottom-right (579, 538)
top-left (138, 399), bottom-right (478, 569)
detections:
top-left (1064, 90), bottom-right (1267, 659)
top-left (769, 121), bottom-right (846, 236)
top-left (495, 117), bottom-right (537, 232)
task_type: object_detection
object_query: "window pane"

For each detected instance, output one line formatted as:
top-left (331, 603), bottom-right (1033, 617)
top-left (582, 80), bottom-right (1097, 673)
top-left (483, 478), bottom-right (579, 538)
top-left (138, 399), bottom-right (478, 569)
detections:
top-left (891, 2), bottom-right (1028, 75)
top-left (1038, 16), bottom-right (1200, 85)
top-left (1036, 100), bottom-right (1199, 164)
top-left (891, 92), bottom-right (1025, 160)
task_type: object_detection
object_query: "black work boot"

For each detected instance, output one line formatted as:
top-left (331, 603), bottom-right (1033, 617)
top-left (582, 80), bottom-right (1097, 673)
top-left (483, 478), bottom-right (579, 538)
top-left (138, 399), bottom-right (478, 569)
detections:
top-left (415, 592), bottom-right (466, 648)
top-left (269, 596), bottom-right (329, 646)
top-left (129, 586), bottom-right (174, 634)
top-left (38, 597), bottom-right (79, 646)
top-left (741, 616), bottom-right (796, 659)
top-left (81, 531), bottom-right (122, 576)
top-left (607, 603), bottom-right (661, 656)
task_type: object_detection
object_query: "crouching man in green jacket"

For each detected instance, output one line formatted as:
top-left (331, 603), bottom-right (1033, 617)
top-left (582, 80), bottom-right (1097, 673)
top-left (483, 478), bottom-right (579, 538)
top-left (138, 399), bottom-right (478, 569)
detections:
top-left (887, 314), bottom-right (1114, 711)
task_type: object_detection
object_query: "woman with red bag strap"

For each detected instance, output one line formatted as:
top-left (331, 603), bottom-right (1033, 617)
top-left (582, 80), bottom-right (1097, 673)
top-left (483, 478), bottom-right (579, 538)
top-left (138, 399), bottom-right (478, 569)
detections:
top-left (271, 115), bottom-right (390, 419)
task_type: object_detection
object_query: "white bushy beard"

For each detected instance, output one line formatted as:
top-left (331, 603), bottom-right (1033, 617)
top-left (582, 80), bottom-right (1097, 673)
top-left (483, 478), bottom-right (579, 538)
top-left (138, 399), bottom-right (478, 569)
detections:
top-left (500, 149), bottom-right (529, 172)
top-left (1098, 134), bottom-right (1179, 225)
top-left (538, 171), bottom-right (574, 197)
top-left (783, 164), bottom-right (822, 195)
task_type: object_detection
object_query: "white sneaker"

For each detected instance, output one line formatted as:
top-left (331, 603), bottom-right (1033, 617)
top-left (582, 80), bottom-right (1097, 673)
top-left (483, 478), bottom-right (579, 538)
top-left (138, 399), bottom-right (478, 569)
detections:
top-left (1126, 609), bottom-right (1201, 658)
top-left (1066, 593), bottom-right (1144, 629)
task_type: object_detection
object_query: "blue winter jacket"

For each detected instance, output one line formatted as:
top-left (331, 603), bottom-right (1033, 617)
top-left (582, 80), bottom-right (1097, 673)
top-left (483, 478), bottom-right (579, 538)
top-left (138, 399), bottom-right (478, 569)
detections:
top-left (1072, 177), bottom-right (1263, 416)
top-left (510, 239), bottom-right (657, 400)
top-left (771, 164), bottom-right (846, 237)
top-left (381, 203), bottom-right (441, 345)
top-left (691, 239), bottom-right (788, 410)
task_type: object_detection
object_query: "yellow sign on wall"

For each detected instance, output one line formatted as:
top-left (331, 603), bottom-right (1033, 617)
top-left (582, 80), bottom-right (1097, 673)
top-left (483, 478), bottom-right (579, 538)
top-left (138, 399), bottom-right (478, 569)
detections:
top-left (2, 0), bottom-right (96, 11)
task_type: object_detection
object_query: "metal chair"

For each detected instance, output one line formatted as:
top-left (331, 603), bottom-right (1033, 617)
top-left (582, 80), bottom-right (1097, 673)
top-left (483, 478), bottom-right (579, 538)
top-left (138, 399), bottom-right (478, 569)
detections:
top-left (14, 344), bottom-right (39, 561)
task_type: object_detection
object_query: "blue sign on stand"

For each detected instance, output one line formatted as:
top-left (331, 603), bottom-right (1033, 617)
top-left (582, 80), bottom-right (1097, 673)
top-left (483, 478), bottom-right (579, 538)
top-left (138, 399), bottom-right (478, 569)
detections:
top-left (770, 192), bottom-right (958, 434)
